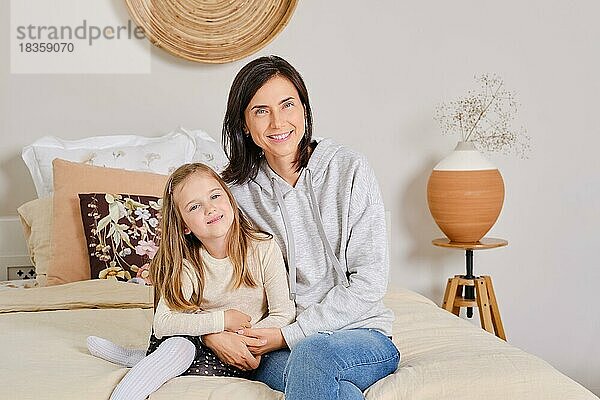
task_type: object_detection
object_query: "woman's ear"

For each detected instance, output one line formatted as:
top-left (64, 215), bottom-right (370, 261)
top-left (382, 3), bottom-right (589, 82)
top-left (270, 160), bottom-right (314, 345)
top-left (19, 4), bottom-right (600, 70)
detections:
top-left (184, 227), bottom-right (191, 235)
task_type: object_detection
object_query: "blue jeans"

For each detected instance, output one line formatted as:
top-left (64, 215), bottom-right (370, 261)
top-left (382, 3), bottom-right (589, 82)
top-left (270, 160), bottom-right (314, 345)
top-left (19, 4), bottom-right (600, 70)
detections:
top-left (250, 329), bottom-right (400, 400)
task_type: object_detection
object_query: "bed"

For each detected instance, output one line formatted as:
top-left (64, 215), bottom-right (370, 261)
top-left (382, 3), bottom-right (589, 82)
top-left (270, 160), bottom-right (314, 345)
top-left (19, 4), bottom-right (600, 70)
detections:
top-left (0, 279), bottom-right (596, 400)
top-left (5, 132), bottom-right (597, 399)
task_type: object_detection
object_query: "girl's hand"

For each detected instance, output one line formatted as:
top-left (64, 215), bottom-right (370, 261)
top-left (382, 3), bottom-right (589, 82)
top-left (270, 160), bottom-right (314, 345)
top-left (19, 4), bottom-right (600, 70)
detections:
top-left (224, 309), bottom-right (252, 332)
top-left (237, 327), bottom-right (287, 356)
top-left (202, 331), bottom-right (264, 371)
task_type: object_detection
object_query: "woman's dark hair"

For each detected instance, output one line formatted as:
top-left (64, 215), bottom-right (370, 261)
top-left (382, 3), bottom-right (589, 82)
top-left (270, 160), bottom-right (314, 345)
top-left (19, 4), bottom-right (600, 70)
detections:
top-left (221, 55), bottom-right (313, 185)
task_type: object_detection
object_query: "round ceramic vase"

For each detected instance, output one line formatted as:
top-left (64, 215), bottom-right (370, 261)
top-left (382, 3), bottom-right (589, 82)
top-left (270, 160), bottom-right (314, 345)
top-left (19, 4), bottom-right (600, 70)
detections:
top-left (427, 141), bottom-right (505, 243)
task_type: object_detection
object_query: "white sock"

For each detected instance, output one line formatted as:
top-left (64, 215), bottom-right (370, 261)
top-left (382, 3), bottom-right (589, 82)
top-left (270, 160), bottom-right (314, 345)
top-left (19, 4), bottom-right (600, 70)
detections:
top-left (110, 336), bottom-right (196, 400)
top-left (87, 336), bottom-right (146, 368)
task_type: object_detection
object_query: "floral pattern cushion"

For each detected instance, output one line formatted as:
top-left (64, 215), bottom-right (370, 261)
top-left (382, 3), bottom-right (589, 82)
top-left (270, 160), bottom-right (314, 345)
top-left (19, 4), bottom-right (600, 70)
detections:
top-left (79, 193), bottom-right (162, 284)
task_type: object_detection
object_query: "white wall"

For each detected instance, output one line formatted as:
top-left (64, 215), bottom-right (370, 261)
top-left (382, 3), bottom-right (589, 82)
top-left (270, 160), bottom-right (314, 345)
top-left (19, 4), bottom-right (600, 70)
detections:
top-left (1, 0), bottom-right (599, 395)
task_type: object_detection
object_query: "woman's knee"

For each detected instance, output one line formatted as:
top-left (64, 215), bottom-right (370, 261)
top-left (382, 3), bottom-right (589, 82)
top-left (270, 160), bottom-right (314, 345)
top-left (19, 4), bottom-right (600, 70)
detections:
top-left (287, 330), bottom-right (398, 373)
top-left (287, 333), bottom-right (340, 371)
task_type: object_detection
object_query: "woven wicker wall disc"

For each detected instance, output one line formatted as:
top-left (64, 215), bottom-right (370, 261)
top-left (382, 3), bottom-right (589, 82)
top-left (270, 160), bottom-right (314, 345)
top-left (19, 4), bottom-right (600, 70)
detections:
top-left (124, 0), bottom-right (298, 64)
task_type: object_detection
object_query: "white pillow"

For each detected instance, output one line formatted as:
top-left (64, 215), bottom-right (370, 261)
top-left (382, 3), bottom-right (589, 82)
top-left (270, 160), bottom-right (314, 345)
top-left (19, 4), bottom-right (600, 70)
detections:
top-left (176, 126), bottom-right (229, 173)
top-left (22, 130), bottom-right (197, 197)
top-left (22, 128), bottom-right (230, 197)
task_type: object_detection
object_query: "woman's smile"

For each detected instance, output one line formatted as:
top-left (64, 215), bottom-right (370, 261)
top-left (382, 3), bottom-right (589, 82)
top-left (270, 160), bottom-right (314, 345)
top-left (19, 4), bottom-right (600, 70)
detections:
top-left (268, 130), bottom-right (293, 142)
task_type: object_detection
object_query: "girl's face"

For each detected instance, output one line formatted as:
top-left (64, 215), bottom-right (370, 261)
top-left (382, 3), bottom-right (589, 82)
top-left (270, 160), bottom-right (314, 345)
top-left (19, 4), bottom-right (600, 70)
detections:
top-left (244, 75), bottom-right (305, 164)
top-left (174, 173), bottom-right (234, 245)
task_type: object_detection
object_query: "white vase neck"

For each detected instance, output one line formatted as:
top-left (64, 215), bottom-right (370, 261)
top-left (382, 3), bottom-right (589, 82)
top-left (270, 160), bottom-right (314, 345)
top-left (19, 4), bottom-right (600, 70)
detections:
top-left (455, 141), bottom-right (476, 151)
top-left (433, 141), bottom-right (497, 171)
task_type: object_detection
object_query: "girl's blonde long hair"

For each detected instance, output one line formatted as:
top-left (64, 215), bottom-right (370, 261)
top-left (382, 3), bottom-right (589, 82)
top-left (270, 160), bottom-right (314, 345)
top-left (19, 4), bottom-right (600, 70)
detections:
top-left (150, 163), bottom-right (268, 311)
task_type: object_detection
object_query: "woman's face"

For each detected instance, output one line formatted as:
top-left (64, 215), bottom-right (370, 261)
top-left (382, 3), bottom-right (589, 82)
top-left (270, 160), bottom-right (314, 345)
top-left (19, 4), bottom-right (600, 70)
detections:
top-left (244, 75), bottom-right (305, 164)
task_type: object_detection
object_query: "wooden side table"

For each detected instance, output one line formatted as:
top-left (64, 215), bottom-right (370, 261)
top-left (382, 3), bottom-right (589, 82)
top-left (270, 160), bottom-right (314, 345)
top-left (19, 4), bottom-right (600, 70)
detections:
top-left (433, 237), bottom-right (507, 340)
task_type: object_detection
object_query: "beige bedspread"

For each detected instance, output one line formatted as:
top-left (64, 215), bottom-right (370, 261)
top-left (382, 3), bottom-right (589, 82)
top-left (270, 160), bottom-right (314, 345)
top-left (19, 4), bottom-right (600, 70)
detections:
top-left (0, 280), bottom-right (596, 399)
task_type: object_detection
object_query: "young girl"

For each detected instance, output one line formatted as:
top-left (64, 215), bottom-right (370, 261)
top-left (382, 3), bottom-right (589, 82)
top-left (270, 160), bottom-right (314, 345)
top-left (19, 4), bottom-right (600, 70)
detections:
top-left (87, 163), bottom-right (295, 400)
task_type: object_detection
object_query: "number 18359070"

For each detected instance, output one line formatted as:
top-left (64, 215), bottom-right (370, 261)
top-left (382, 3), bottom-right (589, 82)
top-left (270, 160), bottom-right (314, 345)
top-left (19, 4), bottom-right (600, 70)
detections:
top-left (19, 42), bottom-right (74, 53)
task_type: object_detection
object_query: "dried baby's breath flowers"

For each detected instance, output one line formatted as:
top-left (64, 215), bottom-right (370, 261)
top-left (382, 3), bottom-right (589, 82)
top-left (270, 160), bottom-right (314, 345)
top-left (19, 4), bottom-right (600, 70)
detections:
top-left (435, 74), bottom-right (531, 158)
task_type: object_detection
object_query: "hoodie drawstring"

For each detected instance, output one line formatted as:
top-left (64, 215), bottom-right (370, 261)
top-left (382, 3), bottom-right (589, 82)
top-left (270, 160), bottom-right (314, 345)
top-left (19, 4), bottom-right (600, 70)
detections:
top-left (305, 170), bottom-right (349, 288)
top-left (271, 171), bottom-right (349, 302)
top-left (272, 177), bottom-right (297, 300)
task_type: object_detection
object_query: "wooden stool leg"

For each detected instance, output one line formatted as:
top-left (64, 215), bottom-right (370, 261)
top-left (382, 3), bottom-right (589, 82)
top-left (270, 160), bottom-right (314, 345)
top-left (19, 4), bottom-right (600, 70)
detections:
top-left (441, 278), bottom-right (453, 308)
top-left (475, 278), bottom-right (494, 335)
top-left (453, 279), bottom-right (463, 316)
top-left (442, 277), bottom-right (460, 316)
top-left (483, 275), bottom-right (507, 340)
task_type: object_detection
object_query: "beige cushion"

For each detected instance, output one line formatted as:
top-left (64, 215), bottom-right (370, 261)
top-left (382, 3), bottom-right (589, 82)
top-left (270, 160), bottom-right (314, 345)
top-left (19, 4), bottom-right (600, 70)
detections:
top-left (47, 159), bottom-right (168, 286)
top-left (17, 197), bottom-right (53, 286)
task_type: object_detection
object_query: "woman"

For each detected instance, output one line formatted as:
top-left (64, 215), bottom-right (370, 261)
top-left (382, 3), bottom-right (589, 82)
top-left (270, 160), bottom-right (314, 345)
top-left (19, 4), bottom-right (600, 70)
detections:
top-left (202, 55), bottom-right (399, 400)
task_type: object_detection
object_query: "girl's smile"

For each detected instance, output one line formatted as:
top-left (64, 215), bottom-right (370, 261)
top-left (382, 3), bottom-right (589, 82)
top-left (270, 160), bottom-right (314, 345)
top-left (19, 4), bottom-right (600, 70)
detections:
top-left (207, 214), bottom-right (224, 224)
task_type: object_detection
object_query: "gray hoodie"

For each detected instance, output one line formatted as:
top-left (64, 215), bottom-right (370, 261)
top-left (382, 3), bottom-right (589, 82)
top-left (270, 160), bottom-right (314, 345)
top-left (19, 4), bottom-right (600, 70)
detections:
top-left (230, 138), bottom-right (394, 348)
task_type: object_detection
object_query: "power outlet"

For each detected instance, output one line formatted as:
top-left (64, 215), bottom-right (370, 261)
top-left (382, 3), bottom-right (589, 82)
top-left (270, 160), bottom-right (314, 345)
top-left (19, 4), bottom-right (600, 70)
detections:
top-left (7, 266), bottom-right (36, 280)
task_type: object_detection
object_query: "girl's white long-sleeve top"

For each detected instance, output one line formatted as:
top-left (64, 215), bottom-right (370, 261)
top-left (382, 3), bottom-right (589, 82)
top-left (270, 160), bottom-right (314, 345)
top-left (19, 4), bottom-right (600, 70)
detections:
top-left (153, 237), bottom-right (295, 339)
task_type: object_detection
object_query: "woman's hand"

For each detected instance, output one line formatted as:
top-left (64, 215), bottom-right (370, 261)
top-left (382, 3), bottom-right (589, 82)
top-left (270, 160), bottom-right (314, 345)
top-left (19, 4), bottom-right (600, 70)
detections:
top-left (224, 309), bottom-right (252, 332)
top-left (202, 331), bottom-right (264, 370)
top-left (236, 328), bottom-right (287, 356)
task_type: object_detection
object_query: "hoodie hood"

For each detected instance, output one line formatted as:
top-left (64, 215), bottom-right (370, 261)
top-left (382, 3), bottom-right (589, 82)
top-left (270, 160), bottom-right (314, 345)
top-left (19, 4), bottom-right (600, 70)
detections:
top-left (251, 137), bottom-right (345, 197)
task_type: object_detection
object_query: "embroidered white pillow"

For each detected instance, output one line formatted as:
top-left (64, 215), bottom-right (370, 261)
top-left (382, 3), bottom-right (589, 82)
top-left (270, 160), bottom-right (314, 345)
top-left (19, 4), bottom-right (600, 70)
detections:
top-left (176, 126), bottom-right (229, 174)
top-left (22, 131), bottom-right (196, 197)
